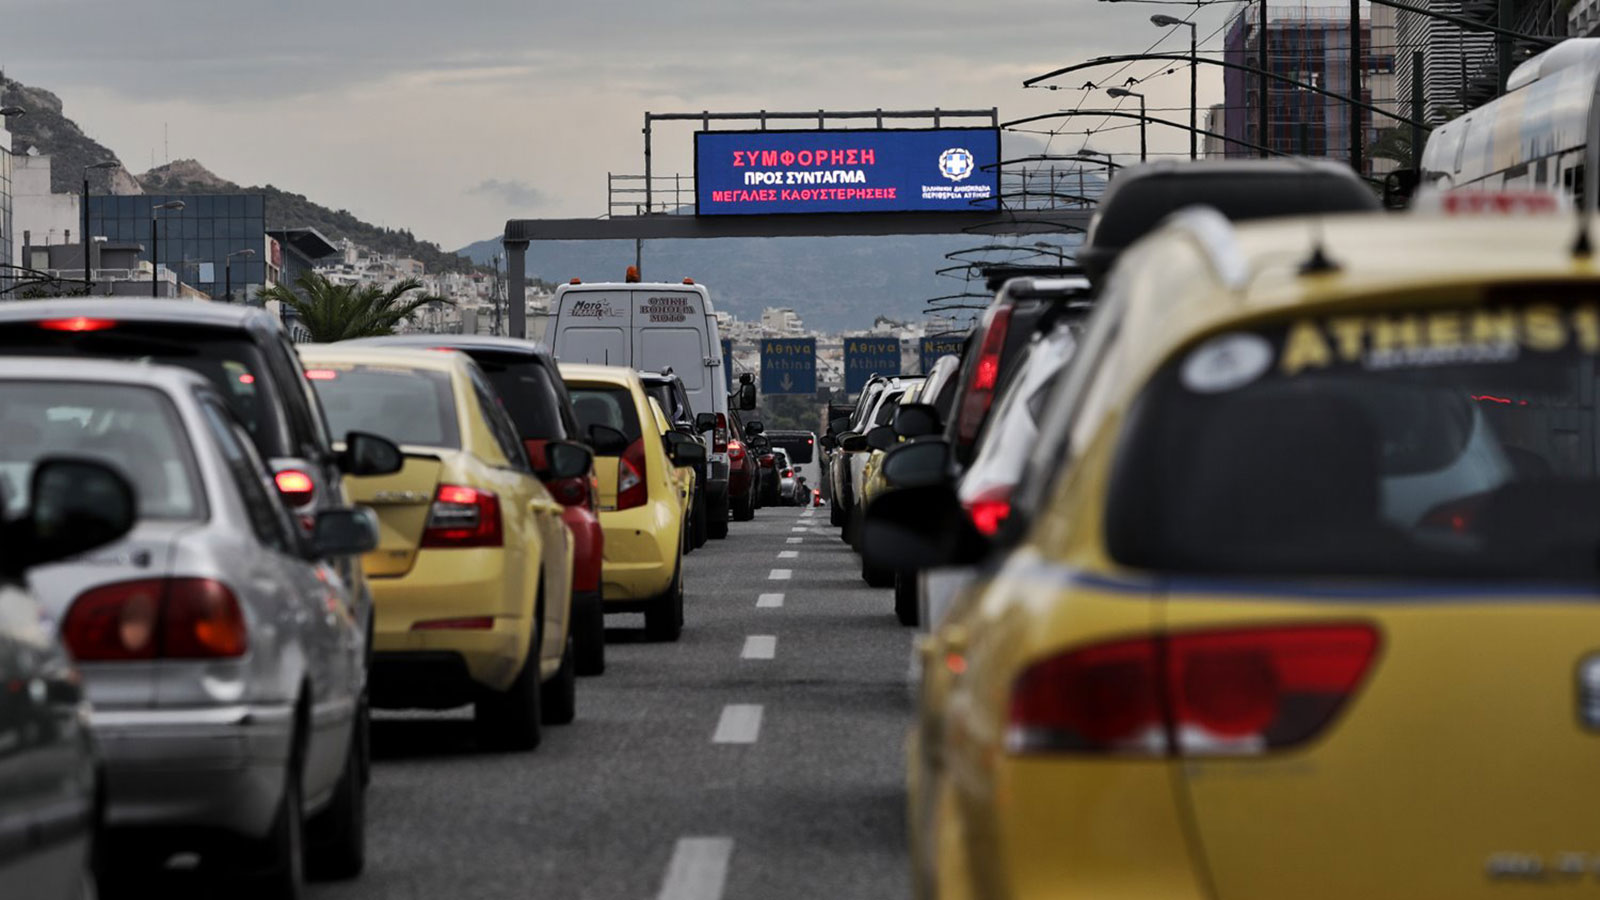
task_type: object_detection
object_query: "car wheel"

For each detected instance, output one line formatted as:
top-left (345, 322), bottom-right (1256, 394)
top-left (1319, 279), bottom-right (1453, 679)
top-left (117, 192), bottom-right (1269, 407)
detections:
top-left (306, 707), bottom-right (366, 881)
top-left (692, 486), bottom-right (708, 547)
top-left (645, 560), bottom-right (684, 641)
top-left (708, 491), bottom-right (730, 539)
top-left (540, 634), bottom-right (577, 725)
top-left (474, 620), bottom-right (544, 751)
top-left (574, 593), bottom-right (606, 677)
top-left (245, 748), bottom-right (305, 899)
top-left (829, 492), bottom-right (846, 526)
top-left (894, 572), bottom-right (920, 627)
top-left (733, 491), bottom-right (754, 522)
top-left (862, 555), bottom-right (895, 588)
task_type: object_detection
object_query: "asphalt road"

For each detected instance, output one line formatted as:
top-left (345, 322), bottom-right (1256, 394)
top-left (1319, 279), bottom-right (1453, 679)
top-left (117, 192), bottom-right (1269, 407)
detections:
top-left (313, 504), bottom-right (914, 900)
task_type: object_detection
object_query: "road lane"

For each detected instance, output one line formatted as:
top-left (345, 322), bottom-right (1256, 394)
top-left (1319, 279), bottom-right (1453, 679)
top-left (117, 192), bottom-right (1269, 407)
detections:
top-left (310, 505), bottom-right (913, 900)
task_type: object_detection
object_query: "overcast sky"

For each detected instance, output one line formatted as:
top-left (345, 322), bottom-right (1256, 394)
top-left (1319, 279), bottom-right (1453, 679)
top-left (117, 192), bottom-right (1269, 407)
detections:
top-left (1, 0), bottom-right (1236, 250)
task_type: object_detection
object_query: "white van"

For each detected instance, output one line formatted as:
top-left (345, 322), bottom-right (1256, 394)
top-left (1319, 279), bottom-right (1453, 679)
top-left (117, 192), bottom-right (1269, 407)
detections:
top-left (546, 279), bottom-right (753, 538)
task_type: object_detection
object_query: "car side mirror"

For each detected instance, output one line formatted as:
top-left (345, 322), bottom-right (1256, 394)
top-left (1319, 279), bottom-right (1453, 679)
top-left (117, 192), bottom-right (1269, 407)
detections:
top-left (839, 433), bottom-right (868, 453)
top-left (881, 439), bottom-right (952, 489)
top-left (737, 381), bottom-right (758, 411)
top-left (542, 440), bottom-right (594, 481)
top-left (695, 412), bottom-right (716, 433)
top-left (828, 416), bottom-right (852, 435)
top-left (1383, 168), bottom-right (1421, 210)
top-left (819, 434), bottom-right (839, 451)
top-left (866, 425), bottom-right (897, 452)
top-left (2, 458), bottom-right (138, 579)
top-left (892, 403), bottom-right (941, 439)
top-left (744, 420), bottom-right (765, 436)
top-left (310, 507), bottom-right (380, 557)
top-left (860, 482), bottom-right (989, 572)
top-left (668, 435), bottom-right (707, 467)
top-left (586, 423), bottom-right (630, 455)
top-left (340, 431), bottom-right (404, 476)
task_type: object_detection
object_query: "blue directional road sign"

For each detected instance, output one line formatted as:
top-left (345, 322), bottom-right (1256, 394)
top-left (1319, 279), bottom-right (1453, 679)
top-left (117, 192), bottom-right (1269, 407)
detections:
top-left (920, 334), bottom-right (965, 374)
top-left (844, 336), bottom-right (901, 395)
top-left (722, 338), bottom-right (734, 394)
top-left (761, 338), bottom-right (816, 395)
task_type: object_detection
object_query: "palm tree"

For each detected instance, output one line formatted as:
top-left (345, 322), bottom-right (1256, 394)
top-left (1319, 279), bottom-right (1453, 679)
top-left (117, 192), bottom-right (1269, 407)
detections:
top-left (258, 271), bottom-right (447, 342)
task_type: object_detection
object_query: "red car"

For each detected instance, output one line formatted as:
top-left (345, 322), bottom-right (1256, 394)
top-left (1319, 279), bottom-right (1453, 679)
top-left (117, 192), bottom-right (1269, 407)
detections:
top-left (350, 335), bottom-right (608, 676)
top-left (727, 410), bottom-right (758, 521)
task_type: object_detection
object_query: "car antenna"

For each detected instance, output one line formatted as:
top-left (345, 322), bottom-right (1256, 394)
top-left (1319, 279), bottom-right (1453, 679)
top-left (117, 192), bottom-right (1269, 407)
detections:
top-left (1575, 208), bottom-right (1594, 258)
top-left (1298, 216), bottom-right (1340, 275)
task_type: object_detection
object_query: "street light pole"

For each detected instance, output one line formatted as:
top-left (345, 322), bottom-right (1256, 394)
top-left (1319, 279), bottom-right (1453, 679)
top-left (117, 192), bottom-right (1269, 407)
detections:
top-left (1150, 16), bottom-right (1199, 160)
top-left (1351, 0), bottom-right (1363, 175)
top-left (1107, 88), bottom-right (1147, 161)
top-left (81, 161), bottom-right (118, 295)
top-left (225, 248), bottom-right (255, 303)
top-left (150, 200), bottom-right (185, 298)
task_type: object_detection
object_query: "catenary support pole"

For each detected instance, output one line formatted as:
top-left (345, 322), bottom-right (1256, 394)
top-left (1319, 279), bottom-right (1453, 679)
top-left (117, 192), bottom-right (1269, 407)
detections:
top-left (506, 239), bottom-right (528, 339)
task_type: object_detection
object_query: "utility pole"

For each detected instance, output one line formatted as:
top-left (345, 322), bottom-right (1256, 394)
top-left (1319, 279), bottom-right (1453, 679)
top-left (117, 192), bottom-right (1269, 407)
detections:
top-left (1410, 50), bottom-right (1424, 169)
top-left (1259, 0), bottom-right (1269, 158)
top-left (1350, 0), bottom-right (1363, 175)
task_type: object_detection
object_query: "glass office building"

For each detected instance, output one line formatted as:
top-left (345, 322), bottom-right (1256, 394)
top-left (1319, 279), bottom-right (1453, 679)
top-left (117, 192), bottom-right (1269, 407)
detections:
top-left (86, 193), bottom-right (268, 300)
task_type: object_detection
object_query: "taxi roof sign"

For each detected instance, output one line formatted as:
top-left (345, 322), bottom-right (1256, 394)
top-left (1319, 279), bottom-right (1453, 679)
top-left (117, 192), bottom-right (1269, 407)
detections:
top-left (1413, 189), bottom-right (1571, 216)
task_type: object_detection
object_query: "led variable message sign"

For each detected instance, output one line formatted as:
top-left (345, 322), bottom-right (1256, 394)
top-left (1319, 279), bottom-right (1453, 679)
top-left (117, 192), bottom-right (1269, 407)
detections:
top-left (696, 128), bottom-right (1001, 216)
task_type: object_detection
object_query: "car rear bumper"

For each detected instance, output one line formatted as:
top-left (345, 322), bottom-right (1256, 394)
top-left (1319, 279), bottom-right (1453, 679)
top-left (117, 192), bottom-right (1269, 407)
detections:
top-left (372, 616), bottom-right (528, 699)
top-left (91, 704), bottom-right (296, 839)
top-left (598, 502), bottom-right (678, 601)
top-left (370, 650), bottom-right (491, 708)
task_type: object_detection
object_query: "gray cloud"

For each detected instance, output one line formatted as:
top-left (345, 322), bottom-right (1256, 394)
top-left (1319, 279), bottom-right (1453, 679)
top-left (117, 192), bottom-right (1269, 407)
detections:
top-left (466, 178), bottom-right (547, 208)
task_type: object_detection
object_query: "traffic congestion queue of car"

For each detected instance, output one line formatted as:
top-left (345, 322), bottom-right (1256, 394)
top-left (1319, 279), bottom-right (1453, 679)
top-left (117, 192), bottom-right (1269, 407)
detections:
top-left (0, 282), bottom-right (774, 899)
top-left (849, 160), bottom-right (1600, 898)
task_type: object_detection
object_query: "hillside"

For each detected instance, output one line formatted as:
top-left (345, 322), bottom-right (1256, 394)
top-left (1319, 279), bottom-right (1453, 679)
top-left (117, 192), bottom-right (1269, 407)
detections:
top-left (1, 75), bottom-right (478, 274)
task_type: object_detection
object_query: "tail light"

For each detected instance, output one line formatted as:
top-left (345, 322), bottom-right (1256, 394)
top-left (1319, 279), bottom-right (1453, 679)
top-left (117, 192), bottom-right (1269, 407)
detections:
top-left (1006, 624), bottom-right (1379, 757)
top-left (759, 454), bottom-right (775, 467)
top-left (616, 438), bottom-right (649, 510)
top-left (783, 468), bottom-right (793, 478)
top-left (963, 486), bottom-right (1012, 536)
top-left (421, 485), bottom-right (502, 548)
top-left (1420, 495), bottom-right (1486, 535)
top-left (40, 317), bottom-right (116, 332)
top-left (728, 439), bottom-right (746, 462)
top-left (62, 578), bottom-right (248, 661)
top-left (274, 469), bottom-right (316, 506)
top-left (713, 413), bottom-right (729, 453)
top-left (956, 306), bottom-right (1014, 445)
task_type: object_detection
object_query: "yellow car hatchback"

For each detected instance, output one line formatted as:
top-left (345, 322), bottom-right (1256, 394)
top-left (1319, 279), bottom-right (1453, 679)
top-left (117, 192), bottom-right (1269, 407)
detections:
top-left (865, 208), bottom-right (1600, 900)
top-left (301, 345), bottom-right (585, 751)
top-left (559, 364), bottom-right (701, 641)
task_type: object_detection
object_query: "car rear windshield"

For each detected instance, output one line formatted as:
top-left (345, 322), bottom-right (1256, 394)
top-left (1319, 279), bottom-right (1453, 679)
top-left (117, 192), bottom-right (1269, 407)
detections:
top-left (568, 384), bottom-right (643, 454)
top-left (0, 322), bottom-right (288, 457)
top-left (305, 364), bottom-right (460, 449)
top-left (473, 355), bottom-right (568, 440)
top-left (643, 381), bottom-right (690, 424)
top-left (769, 434), bottom-right (815, 464)
top-left (1105, 302), bottom-right (1600, 581)
top-left (0, 381), bottom-right (204, 520)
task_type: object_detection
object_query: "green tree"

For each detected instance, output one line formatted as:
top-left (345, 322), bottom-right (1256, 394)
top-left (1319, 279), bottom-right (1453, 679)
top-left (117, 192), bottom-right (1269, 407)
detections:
top-left (259, 272), bottom-right (447, 342)
top-left (1369, 126), bottom-right (1415, 166)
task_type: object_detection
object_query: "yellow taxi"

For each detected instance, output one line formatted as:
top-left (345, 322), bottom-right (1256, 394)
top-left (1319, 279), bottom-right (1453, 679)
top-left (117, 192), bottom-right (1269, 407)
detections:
top-left (300, 345), bottom-right (583, 751)
top-left (559, 363), bottom-right (701, 641)
top-left (863, 207), bottom-right (1600, 899)
top-left (647, 395), bottom-right (700, 554)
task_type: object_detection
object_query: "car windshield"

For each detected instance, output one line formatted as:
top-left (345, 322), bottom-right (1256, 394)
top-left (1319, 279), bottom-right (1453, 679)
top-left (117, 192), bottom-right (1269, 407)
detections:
top-left (568, 384), bottom-right (643, 454)
top-left (0, 381), bottom-right (203, 520)
top-left (305, 364), bottom-right (460, 449)
top-left (0, 322), bottom-right (288, 457)
top-left (1106, 304), bottom-right (1600, 581)
top-left (474, 355), bottom-right (568, 440)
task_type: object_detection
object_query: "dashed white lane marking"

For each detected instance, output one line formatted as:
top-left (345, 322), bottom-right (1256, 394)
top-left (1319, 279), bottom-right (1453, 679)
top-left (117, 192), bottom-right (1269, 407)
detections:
top-left (790, 527), bottom-right (808, 533)
top-left (786, 537), bottom-right (803, 544)
top-left (757, 593), bottom-right (784, 608)
top-left (741, 635), bottom-right (777, 660)
top-left (657, 836), bottom-right (734, 900)
top-left (778, 550), bottom-right (798, 559)
top-left (769, 568), bottom-right (792, 580)
top-left (712, 704), bottom-right (763, 743)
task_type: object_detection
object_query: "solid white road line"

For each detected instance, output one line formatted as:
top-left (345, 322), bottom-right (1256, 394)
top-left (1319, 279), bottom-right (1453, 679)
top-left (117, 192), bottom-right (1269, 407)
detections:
top-left (713, 704), bottom-right (763, 744)
top-left (778, 550), bottom-right (798, 559)
top-left (657, 837), bottom-right (734, 900)
top-left (769, 569), bottom-right (792, 580)
top-left (757, 593), bottom-right (784, 608)
top-left (741, 635), bottom-right (777, 660)
top-left (786, 537), bottom-right (803, 544)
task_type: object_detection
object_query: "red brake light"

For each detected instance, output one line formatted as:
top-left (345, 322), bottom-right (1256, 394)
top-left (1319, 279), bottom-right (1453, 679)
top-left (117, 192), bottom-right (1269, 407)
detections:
top-left (274, 469), bottom-right (316, 506)
top-left (783, 468), bottom-right (793, 478)
top-left (963, 488), bottom-right (1012, 536)
top-left (727, 439), bottom-right (745, 462)
top-left (713, 413), bottom-right (729, 453)
top-left (62, 578), bottom-right (247, 661)
top-left (616, 438), bottom-right (649, 510)
top-left (421, 485), bottom-right (503, 548)
top-left (238, 373), bottom-right (255, 385)
top-left (40, 317), bottom-right (116, 332)
top-left (957, 305), bottom-right (1014, 443)
top-left (304, 369), bottom-right (338, 381)
top-left (1006, 624), bottom-right (1378, 757)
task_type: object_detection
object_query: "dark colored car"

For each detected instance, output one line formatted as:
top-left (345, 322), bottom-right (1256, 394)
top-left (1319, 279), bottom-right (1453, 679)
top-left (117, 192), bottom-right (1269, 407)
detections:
top-left (349, 334), bottom-right (607, 677)
top-left (639, 370), bottom-right (709, 550)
